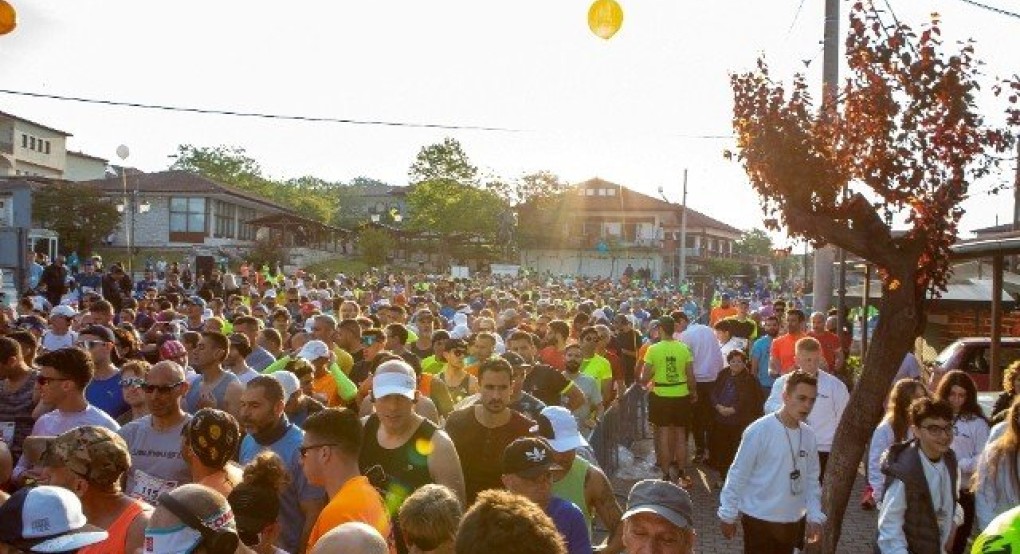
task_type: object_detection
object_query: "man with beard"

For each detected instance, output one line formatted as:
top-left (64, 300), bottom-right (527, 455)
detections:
top-left (751, 315), bottom-right (780, 397)
top-left (238, 376), bottom-right (326, 553)
top-left (118, 361), bottom-right (192, 505)
top-left (506, 331), bottom-right (584, 411)
top-left (445, 357), bottom-right (534, 504)
top-left (563, 344), bottom-right (602, 436)
top-left (359, 360), bottom-right (465, 553)
top-left (182, 331), bottom-right (244, 417)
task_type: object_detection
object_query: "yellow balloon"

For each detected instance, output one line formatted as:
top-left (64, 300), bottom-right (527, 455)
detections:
top-left (0, 0), bottom-right (15, 36)
top-left (588, 0), bottom-right (623, 40)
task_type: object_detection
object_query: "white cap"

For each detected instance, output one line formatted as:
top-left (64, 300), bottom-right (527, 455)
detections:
top-left (298, 340), bottom-right (330, 361)
top-left (264, 288), bottom-right (277, 299)
top-left (50, 305), bottom-right (78, 319)
top-left (271, 370), bottom-right (300, 399)
top-left (372, 365), bottom-right (417, 400)
top-left (2, 485), bottom-right (108, 552)
top-left (540, 406), bottom-right (589, 453)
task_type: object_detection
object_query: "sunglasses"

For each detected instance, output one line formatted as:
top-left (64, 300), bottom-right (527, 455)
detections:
top-left (142, 381), bottom-right (185, 394)
top-left (37, 375), bottom-right (71, 386)
top-left (582, 335), bottom-right (600, 343)
top-left (120, 377), bottom-right (146, 388)
top-left (77, 340), bottom-right (106, 349)
top-left (299, 443), bottom-right (338, 458)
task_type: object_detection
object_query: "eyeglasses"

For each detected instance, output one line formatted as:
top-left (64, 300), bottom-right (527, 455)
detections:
top-left (142, 381), bottom-right (185, 394)
top-left (76, 340), bottom-right (106, 349)
top-left (120, 377), bottom-right (146, 388)
top-left (37, 375), bottom-right (71, 386)
top-left (299, 443), bottom-right (339, 458)
top-left (920, 424), bottom-right (953, 436)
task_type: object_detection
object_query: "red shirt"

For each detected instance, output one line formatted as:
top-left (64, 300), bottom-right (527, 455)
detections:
top-left (539, 345), bottom-right (566, 371)
top-left (809, 331), bottom-right (842, 371)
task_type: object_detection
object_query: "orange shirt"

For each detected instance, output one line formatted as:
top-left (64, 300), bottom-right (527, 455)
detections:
top-left (307, 476), bottom-right (392, 552)
top-left (770, 332), bottom-right (805, 374)
top-left (710, 306), bottom-right (739, 326)
top-left (79, 499), bottom-right (150, 554)
top-left (464, 362), bottom-right (480, 379)
top-left (313, 371), bottom-right (342, 407)
top-left (809, 331), bottom-right (842, 371)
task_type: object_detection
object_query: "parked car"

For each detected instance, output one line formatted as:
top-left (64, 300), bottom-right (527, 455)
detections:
top-left (928, 337), bottom-right (1020, 392)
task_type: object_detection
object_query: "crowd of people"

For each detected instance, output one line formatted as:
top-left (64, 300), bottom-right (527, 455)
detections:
top-left (0, 256), bottom-right (1017, 553)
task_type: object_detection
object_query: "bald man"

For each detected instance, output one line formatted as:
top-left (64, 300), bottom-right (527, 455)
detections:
top-left (310, 522), bottom-right (388, 554)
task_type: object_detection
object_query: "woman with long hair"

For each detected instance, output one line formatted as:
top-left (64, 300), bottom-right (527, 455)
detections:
top-left (974, 396), bottom-right (1020, 531)
top-left (228, 450), bottom-right (291, 554)
top-left (936, 370), bottom-right (991, 554)
top-left (865, 379), bottom-right (929, 505)
top-left (990, 360), bottom-right (1020, 425)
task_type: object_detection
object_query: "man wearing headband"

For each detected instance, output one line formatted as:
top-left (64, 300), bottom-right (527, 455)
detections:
top-left (144, 483), bottom-right (245, 554)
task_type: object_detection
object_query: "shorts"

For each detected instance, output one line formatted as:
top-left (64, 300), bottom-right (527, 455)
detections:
top-left (648, 393), bottom-right (692, 428)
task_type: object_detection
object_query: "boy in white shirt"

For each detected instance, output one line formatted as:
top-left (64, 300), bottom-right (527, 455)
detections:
top-left (718, 370), bottom-right (826, 553)
top-left (876, 397), bottom-right (963, 553)
top-left (763, 336), bottom-right (849, 479)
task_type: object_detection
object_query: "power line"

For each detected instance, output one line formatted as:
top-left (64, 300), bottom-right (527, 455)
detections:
top-left (783, 0), bottom-right (808, 43)
top-left (953, 0), bottom-right (1020, 19)
top-left (0, 88), bottom-right (526, 133)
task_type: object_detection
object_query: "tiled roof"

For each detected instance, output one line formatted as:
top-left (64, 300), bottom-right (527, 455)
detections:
top-left (79, 170), bottom-right (294, 214)
top-left (520, 177), bottom-right (742, 234)
top-left (0, 110), bottom-right (73, 137)
top-left (66, 150), bottom-right (108, 162)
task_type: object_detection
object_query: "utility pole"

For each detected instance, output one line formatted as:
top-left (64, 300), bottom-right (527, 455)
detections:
top-left (679, 169), bottom-right (688, 287)
top-left (811, 0), bottom-right (840, 312)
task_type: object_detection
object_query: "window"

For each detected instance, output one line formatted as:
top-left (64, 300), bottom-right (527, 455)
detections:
top-left (597, 189), bottom-right (606, 196)
top-left (606, 188), bottom-right (617, 196)
top-left (238, 207), bottom-right (257, 241)
top-left (20, 134), bottom-right (26, 148)
top-left (213, 201), bottom-right (236, 239)
top-left (586, 188), bottom-right (596, 196)
top-left (29, 137), bottom-right (35, 150)
top-left (44, 141), bottom-right (50, 154)
top-left (169, 197), bottom-right (206, 234)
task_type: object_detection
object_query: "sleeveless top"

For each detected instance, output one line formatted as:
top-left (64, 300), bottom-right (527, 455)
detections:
top-left (441, 372), bottom-right (472, 403)
top-left (184, 371), bottom-right (239, 414)
top-left (552, 455), bottom-right (592, 537)
top-left (79, 499), bottom-right (150, 554)
top-left (359, 415), bottom-right (438, 503)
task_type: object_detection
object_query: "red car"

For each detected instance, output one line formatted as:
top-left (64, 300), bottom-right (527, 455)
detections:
top-left (929, 337), bottom-right (1020, 391)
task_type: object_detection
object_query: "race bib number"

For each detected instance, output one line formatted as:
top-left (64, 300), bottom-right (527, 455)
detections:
top-left (0, 422), bottom-right (14, 445)
top-left (129, 469), bottom-right (177, 504)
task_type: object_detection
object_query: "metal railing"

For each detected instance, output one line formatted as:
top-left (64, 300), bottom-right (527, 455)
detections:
top-left (588, 383), bottom-right (650, 477)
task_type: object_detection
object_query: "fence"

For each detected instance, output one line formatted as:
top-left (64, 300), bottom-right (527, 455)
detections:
top-left (588, 383), bottom-right (650, 478)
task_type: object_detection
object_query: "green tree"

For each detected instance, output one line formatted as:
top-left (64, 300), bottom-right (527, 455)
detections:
top-left (32, 182), bottom-right (120, 255)
top-left (169, 145), bottom-right (263, 187)
top-left (729, 5), bottom-right (1015, 551)
top-left (408, 137), bottom-right (478, 185)
top-left (733, 228), bottom-right (773, 257)
top-left (406, 179), bottom-right (504, 238)
top-left (358, 227), bottom-right (395, 267)
top-left (486, 170), bottom-right (567, 207)
top-left (705, 258), bottom-right (741, 278)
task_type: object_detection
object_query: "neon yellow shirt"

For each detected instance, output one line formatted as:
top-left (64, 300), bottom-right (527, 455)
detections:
top-left (643, 340), bottom-right (693, 398)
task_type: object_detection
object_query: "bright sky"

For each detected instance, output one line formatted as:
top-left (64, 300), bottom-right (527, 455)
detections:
top-left (2, 0), bottom-right (1018, 245)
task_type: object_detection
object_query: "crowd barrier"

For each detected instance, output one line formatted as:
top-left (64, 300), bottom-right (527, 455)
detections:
top-left (588, 383), bottom-right (650, 478)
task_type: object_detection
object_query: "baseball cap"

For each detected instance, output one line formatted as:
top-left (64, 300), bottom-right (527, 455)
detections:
top-left (79, 324), bottom-right (116, 344)
top-left (0, 486), bottom-right (108, 552)
top-left (372, 363), bottom-right (417, 400)
top-left (271, 370), bottom-right (300, 400)
top-left (621, 479), bottom-right (694, 531)
top-left (501, 351), bottom-right (531, 370)
top-left (536, 406), bottom-right (589, 453)
top-left (501, 437), bottom-right (560, 478)
top-left (159, 339), bottom-right (188, 360)
top-left (40, 426), bottom-right (130, 486)
top-left (297, 340), bottom-right (330, 361)
top-left (49, 305), bottom-right (78, 319)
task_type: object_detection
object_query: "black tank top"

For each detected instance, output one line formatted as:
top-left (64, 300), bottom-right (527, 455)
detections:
top-left (359, 414), bottom-right (437, 502)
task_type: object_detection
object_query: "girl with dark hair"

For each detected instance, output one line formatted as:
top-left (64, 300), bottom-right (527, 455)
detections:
top-left (228, 450), bottom-right (290, 554)
top-left (974, 396), bottom-right (1020, 530)
top-left (866, 379), bottom-right (929, 505)
top-left (936, 370), bottom-right (991, 554)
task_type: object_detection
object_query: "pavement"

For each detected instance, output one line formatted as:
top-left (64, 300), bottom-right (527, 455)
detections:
top-left (608, 438), bottom-right (879, 554)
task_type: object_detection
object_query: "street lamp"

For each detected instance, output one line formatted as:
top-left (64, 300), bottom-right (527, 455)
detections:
top-left (115, 145), bottom-right (149, 276)
top-left (658, 169), bottom-right (688, 287)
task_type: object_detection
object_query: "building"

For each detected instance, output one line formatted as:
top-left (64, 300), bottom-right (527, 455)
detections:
top-left (80, 170), bottom-right (295, 250)
top-left (339, 181), bottom-right (409, 225)
top-left (0, 111), bottom-right (108, 181)
top-left (516, 177), bottom-right (761, 279)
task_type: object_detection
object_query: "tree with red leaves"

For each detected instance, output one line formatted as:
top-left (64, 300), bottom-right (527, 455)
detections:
top-left (729, 2), bottom-right (1017, 551)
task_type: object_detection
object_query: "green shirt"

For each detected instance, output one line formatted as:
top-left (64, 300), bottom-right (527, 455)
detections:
top-left (581, 354), bottom-right (612, 385)
top-left (643, 340), bottom-right (693, 398)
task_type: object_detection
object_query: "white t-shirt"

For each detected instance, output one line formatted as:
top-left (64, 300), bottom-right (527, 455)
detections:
top-left (680, 324), bottom-right (724, 383)
top-left (40, 330), bottom-right (77, 353)
top-left (13, 404), bottom-right (119, 478)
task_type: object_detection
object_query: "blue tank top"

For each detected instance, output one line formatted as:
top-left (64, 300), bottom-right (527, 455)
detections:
top-left (184, 371), bottom-right (239, 414)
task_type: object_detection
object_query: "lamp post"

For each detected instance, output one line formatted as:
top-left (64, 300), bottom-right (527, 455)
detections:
top-left (114, 145), bottom-right (150, 277)
top-left (658, 169), bottom-right (687, 288)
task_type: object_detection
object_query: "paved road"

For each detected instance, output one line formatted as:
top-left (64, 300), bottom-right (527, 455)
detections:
top-left (608, 439), bottom-right (878, 554)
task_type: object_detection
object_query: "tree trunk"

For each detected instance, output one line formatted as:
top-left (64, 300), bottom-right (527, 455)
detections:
top-left (820, 271), bottom-right (925, 553)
